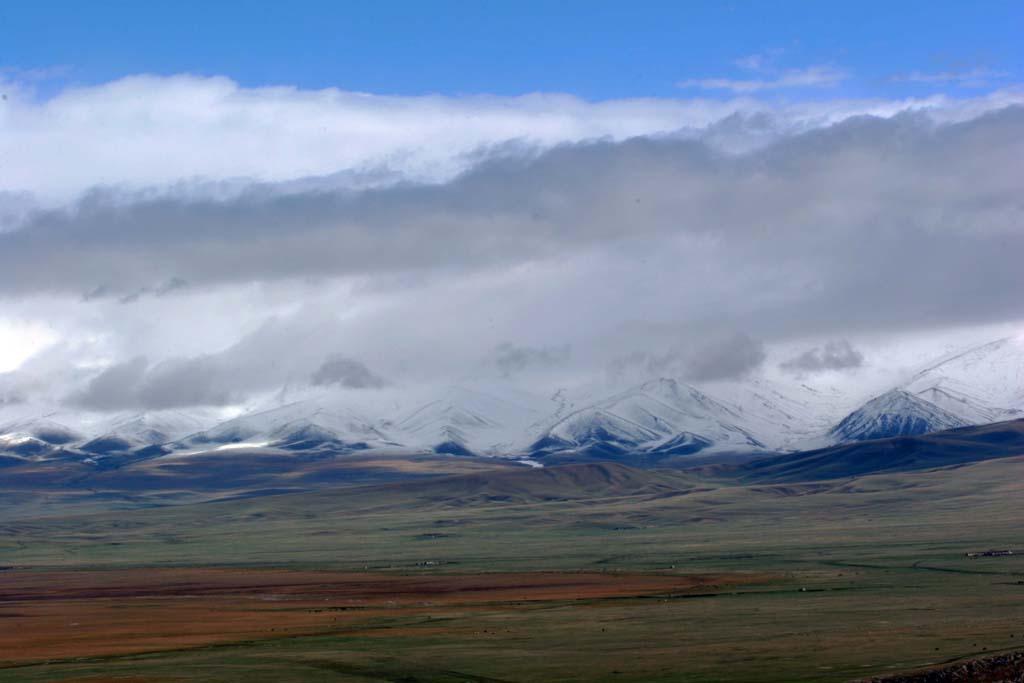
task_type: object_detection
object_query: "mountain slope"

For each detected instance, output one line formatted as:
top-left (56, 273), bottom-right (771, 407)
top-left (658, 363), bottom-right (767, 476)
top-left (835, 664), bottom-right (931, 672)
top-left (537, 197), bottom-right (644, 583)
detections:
top-left (0, 408), bottom-right (225, 459)
top-left (3, 334), bottom-right (1020, 465)
top-left (903, 336), bottom-right (1024, 424)
top-left (179, 398), bottom-right (391, 453)
top-left (531, 378), bottom-right (764, 460)
top-left (828, 389), bottom-right (967, 443)
top-left (701, 377), bottom-right (851, 450)
top-left (0, 417), bottom-right (82, 456)
top-left (304, 461), bottom-right (692, 510)
top-left (393, 385), bottom-right (553, 455)
top-left (101, 411), bottom-right (215, 447)
top-left (733, 418), bottom-right (1024, 483)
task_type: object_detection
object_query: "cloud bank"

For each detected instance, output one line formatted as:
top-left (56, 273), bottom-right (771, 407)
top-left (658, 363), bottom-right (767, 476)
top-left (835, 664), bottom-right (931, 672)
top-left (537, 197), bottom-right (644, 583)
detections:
top-left (0, 76), bottom-right (1022, 411)
top-left (2, 74), bottom-right (1020, 202)
top-left (3, 106), bottom-right (1022, 330)
top-left (610, 333), bottom-right (767, 384)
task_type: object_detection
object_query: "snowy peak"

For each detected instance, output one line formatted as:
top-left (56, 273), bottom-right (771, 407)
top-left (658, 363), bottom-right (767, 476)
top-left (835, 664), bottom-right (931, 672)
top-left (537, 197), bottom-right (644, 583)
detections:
top-left (903, 335), bottom-right (1024, 423)
top-left (0, 417), bottom-right (84, 458)
top-left (823, 336), bottom-right (1024, 446)
top-left (0, 417), bottom-right (82, 445)
top-left (542, 409), bottom-right (664, 451)
top-left (180, 399), bottom-right (389, 452)
top-left (699, 376), bottom-right (850, 450)
top-left (394, 385), bottom-right (549, 455)
top-left (829, 389), bottom-right (967, 443)
top-left (2, 335), bottom-right (1021, 463)
top-left (0, 409), bottom-right (223, 458)
top-left (911, 385), bottom-right (1020, 425)
top-left (101, 411), bottom-right (216, 446)
top-left (534, 378), bottom-right (762, 457)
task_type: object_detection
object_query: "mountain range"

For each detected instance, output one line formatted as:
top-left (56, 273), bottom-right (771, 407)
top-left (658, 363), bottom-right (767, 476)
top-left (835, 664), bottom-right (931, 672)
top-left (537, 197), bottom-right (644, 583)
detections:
top-left (2, 336), bottom-right (1022, 468)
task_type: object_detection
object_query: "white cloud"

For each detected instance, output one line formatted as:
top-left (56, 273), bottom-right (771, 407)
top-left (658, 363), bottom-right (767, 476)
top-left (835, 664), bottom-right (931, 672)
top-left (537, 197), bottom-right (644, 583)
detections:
top-left (0, 74), bottom-right (721, 201)
top-left (678, 65), bottom-right (848, 93)
top-left (732, 48), bottom-right (786, 72)
top-left (891, 68), bottom-right (1012, 88)
top-left (0, 318), bottom-right (57, 373)
top-left (2, 74), bottom-right (1020, 203)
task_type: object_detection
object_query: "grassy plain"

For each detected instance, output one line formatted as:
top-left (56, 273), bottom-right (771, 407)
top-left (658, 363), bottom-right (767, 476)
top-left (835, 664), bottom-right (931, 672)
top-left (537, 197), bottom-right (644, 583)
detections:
top-left (2, 458), bottom-right (1024, 682)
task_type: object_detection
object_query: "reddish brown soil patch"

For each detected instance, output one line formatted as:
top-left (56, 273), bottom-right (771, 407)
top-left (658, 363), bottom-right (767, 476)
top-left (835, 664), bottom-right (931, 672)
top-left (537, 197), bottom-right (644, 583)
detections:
top-left (0, 568), bottom-right (761, 665)
top-left (42, 678), bottom-right (172, 683)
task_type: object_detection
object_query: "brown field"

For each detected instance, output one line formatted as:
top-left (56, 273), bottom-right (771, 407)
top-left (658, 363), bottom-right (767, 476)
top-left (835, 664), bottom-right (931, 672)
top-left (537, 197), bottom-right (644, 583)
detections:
top-left (0, 567), bottom-right (761, 666)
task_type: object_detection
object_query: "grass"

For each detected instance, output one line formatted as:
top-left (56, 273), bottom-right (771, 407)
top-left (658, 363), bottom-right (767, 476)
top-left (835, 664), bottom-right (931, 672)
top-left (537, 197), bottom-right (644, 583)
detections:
top-left (2, 457), bottom-right (1024, 682)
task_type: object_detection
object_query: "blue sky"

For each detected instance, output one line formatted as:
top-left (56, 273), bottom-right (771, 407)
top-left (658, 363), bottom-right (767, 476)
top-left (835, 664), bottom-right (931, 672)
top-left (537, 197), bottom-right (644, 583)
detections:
top-left (2, 1), bottom-right (1020, 99)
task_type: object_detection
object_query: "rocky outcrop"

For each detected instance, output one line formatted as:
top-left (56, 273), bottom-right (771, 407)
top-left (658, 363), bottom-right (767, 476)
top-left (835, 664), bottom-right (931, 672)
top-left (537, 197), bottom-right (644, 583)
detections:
top-left (855, 652), bottom-right (1024, 683)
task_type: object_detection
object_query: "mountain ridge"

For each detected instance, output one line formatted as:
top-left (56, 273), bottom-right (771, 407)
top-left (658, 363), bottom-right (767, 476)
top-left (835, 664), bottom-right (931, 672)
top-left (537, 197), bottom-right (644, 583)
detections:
top-left (2, 335), bottom-right (1022, 465)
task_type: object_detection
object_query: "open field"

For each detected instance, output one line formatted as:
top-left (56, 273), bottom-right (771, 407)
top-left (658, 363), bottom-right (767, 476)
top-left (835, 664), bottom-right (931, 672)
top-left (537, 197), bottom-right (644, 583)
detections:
top-left (3, 457), bottom-right (1024, 682)
top-left (0, 568), bottom-right (758, 668)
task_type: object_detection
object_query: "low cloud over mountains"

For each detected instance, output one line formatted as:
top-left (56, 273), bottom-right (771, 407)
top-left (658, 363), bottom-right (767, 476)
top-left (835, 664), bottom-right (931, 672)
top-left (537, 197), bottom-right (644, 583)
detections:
top-left (781, 340), bottom-right (865, 375)
top-left (0, 77), bottom-right (1022, 411)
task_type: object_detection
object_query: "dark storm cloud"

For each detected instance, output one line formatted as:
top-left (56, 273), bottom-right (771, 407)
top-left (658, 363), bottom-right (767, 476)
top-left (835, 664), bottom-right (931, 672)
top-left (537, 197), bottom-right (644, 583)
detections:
top-left (69, 355), bottom-right (237, 410)
top-left (310, 356), bottom-right (387, 388)
top-left (685, 333), bottom-right (766, 382)
top-left (610, 333), bottom-right (766, 383)
top-left (67, 313), bottom-right (385, 410)
top-left (137, 356), bottom-right (237, 408)
top-left (492, 343), bottom-right (571, 378)
top-left (2, 106), bottom-right (1023, 343)
top-left (780, 340), bottom-right (865, 375)
top-left (70, 357), bottom-right (150, 411)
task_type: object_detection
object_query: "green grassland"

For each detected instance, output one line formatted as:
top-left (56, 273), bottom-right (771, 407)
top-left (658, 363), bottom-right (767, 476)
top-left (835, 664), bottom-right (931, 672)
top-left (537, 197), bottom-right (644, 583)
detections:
top-left (3, 457), bottom-right (1024, 683)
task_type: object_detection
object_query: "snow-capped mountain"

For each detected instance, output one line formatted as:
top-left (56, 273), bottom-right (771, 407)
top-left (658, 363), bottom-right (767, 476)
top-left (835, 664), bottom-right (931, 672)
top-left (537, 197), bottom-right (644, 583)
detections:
top-left (0, 416), bottom-right (83, 457)
top-left (903, 336), bottom-right (1024, 424)
top-left (0, 416), bottom-right (82, 445)
top-left (178, 396), bottom-right (392, 452)
top-left (530, 378), bottom-right (764, 458)
top-left (393, 385), bottom-right (557, 455)
top-left (0, 408), bottom-right (223, 458)
top-left (102, 411), bottom-right (214, 446)
top-left (2, 335), bottom-right (1021, 464)
top-left (813, 335), bottom-right (1024, 447)
top-left (72, 410), bottom-right (222, 454)
top-left (828, 389), bottom-right (967, 443)
top-left (700, 377), bottom-right (851, 450)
